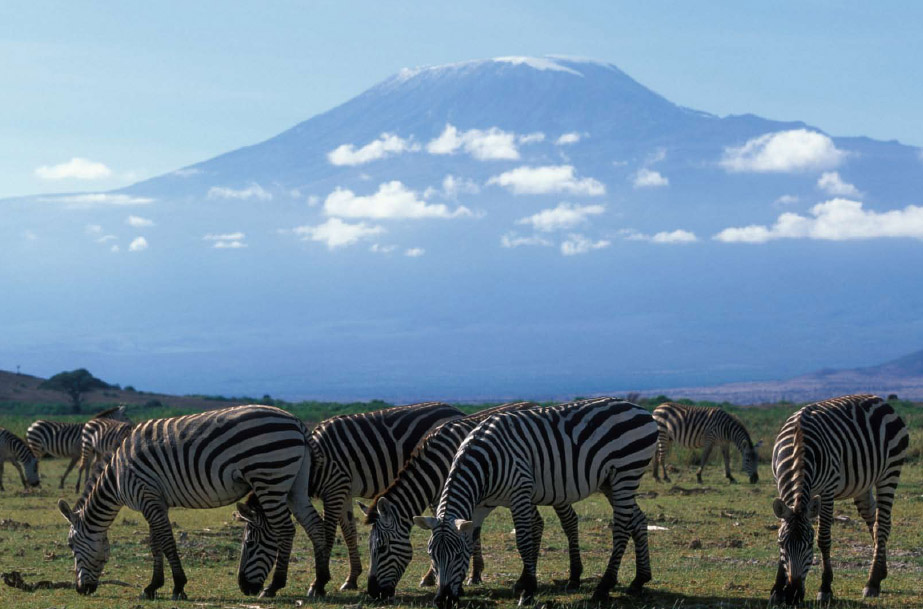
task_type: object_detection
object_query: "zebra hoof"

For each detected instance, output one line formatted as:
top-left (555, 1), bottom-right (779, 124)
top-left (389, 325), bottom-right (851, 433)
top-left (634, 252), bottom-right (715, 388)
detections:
top-left (590, 591), bottom-right (610, 604)
top-left (816, 591), bottom-right (833, 603)
top-left (863, 586), bottom-right (880, 598)
top-left (769, 588), bottom-right (785, 606)
top-left (140, 589), bottom-right (157, 600)
top-left (466, 576), bottom-right (483, 586)
top-left (340, 580), bottom-right (358, 591)
top-left (563, 579), bottom-right (581, 591)
top-left (307, 585), bottom-right (327, 597)
top-left (172, 591), bottom-right (188, 601)
top-left (259, 589), bottom-right (277, 598)
top-left (517, 593), bottom-right (535, 606)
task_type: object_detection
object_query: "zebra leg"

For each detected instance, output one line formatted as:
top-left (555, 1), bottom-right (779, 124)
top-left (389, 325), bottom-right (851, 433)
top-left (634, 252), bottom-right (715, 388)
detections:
top-left (142, 521), bottom-right (166, 599)
top-left (307, 488), bottom-right (349, 597)
top-left (338, 507), bottom-right (362, 590)
top-left (854, 490), bottom-right (877, 536)
top-left (816, 497), bottom-right (835, 603)
top-left (592, 482), bottom-right (635, 602)
top-left (0, 459), bottom-right (5, 490)
top-left (864, 480), bottom-right (900, 598)
top-left (650, 443), bottom-right (661, 482)
top-left (142, 504), bottom-right (188, 600)
top-left (13, 461), bottom-right (27, 488)
top-left (553, 504), bottom-right (583, 589)
top-left (721, 443), bottom-right (736, 483)
top-left (770, 558), bottom-right (787, 605)
top-left (628, 504), bottom-right (652, 594)
top-left (287, 492), bottom-right (329, 598)
top-left (510, 497), bottom-right (538, 606)
top-left (260, 516), bottom-right (295, 598)
top-left (514, 506), bottom-right (544, 588)
top-left (60, 456), bottom-right (79, 489)
top-left (696, 439), bottom-right (714, 484)
top-left (467, 524), bottom-right (485, 585)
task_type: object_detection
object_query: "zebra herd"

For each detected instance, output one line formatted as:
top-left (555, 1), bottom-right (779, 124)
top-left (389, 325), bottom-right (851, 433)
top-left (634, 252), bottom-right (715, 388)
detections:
top-left (0, 393), bottom-right (909, 606)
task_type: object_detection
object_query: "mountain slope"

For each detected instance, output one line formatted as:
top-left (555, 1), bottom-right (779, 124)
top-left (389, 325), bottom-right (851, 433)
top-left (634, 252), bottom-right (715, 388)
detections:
top-left (3, 56), bottom-right (922, 401)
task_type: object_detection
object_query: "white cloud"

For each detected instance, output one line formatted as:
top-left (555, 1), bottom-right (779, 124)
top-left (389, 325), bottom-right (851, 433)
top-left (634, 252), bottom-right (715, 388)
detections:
top-left (632, 168), bottom-right (669, 189)
top-left (35, 157), bottom-right (112, 180)
top-left (128, 237), bottom-right (148, 252)
top-left (440, 174), bottom-right (480, 199)
top-left (307, 195), bottom-right (320, 207)
top-left (327, 133), bottom-right (419, 166)
top-left (324, 181), bottom-right (472, 220)
top-left (517, 202), bottom-right (605, 232)
top-left (370, 243), bottom-right (397, 254)
top-left (207, 183), bottom-right (272, 201)
top-left (426, 124), bottom-right (520, 160)
top-left (204, 232), bottom-right (246, 248)
top-left (404, 247), bottom-right (425, 257)
top-left (213, 240), bottom-right (247, 249)
top-left (96, 235), bottom-right (117, 243)
top-left (172, 167), bottom-right (202, 177)
top-left (817, 171), bottom-right (861, 197)
top-left (560, 234), bottom-right (611, 256)
top-left (774, 194), bottom-right (800, 206)
top-left (500, 233), bottom-right (553, 248)
top-left (518, 132), bottom-right (545, 145)
top-left (291, 218), bottom-right (385, 250)
top-left (126, 215), bottom-right (154, 227)
top-left (555, 132), bottom-right (581, 145)
top-left (110, 244), bottom-right (120, 253)
top-left (714, 198), bottom-right (923, 243)
top-left (38, 193), bottom-right (153, 206)
top-left (487, 165), bottom-right (605, 196)
top-left (720, 129), bottom-right (846, 173)
top-left (651, 229), bottom-right (698, 243)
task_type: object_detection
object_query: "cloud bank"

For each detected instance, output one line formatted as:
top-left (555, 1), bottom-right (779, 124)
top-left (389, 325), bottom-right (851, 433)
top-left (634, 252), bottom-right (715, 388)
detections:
top-left (720, 129), bottom-right (845, 173)
top-left (487, 165), bottom-right (605, 196)
top-left (324, 181), bottom-right (472, 219)
top-left (517, 202), bottom-right (604, 232)
top-left (327, 133), bottom-right (420, 166)
top-left (35, 157), bottom-right (112, 180)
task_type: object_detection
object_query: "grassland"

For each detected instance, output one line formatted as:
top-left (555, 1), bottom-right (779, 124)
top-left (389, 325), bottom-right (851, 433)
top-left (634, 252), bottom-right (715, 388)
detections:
top-left (0, 401), bottom-right (920, 608)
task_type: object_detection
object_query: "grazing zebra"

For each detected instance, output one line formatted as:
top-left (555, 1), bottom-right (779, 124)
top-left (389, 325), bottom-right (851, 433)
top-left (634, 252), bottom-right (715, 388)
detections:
top-left (237, 402), bottom-right (463, 598)
top-left (360, 402), bottom-right (584, 600)
top-left (78, 407), bottom-right (133, 492)
top-left (651, 402), bottom-right (761, 484)
top-left (0, 428), bottom-right (41, 489)
top-left (770, 394), bottom-right (909, 605)
top-left (415, 397), bottom-right (659, 607)
top-left (57, 405), bottom-right (328, 600)
top-left (26, 420), bottom-right (83, 489)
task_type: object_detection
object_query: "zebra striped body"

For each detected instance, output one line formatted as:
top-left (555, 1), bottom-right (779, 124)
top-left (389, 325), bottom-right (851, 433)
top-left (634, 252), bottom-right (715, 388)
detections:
top-left (0, 428), bottom-right (40, 489)
top-left (57, 405), bottom-right (327, 600)
top-left (75, 407), bottom-right (133, 494)
top-left (416, 398), bottom-right (658, 607)
top-left (770, 395), bottom-right (908, 605)
top-left (26, 420), bottom-right (83, 489)
top-left (239, 401), bottom-right (463, 597)
top-left (361, 402), bottom-right (584, 599)
top-left (652, 403), bottom-right (761, 484)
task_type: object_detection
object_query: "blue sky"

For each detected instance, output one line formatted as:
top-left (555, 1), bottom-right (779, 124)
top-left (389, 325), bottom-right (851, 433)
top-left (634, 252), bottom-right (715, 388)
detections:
top-left (2, 1), bottom-right (921, 199)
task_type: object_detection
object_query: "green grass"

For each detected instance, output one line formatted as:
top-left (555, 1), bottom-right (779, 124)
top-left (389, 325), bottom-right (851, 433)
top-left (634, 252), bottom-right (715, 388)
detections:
top-left (0, 402), bottom-right (920, 608)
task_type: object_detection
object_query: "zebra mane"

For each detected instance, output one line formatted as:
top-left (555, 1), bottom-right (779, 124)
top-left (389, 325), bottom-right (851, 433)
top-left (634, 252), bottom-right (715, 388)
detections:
top-left (74, 454), bottom-right (111, 512)
top-left (727, 411), bottom-right (754, 448)
top-left (91, 405), bottom-right (128, 421)
top-left (790, 410), bottom-right (809, 512)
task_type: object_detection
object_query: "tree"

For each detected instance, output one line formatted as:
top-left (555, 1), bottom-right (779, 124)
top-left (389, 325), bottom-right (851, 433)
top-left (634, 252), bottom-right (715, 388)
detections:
top-left (39, 368), bottom-right (111, 413)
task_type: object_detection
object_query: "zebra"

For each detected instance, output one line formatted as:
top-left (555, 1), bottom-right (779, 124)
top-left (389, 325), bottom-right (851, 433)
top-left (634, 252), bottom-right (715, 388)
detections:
top-left (414, 397), bottom-right (659, 607)
top-left (770, 394), bottom-right (909, 605)
top-left (651, 402), bottom-right (762, 484)
top-left (26, 420), bottom-right (83, 489)
top-left (56, 405), bottom-right (328, 600)
top-left (237, 401), bottom-right (463, 598)
top-left (0, 427), bottom-right (40, 489)
top-left (359, 402), bottom-right (584, 600)
top-left (78, 407), bottom-right (133, 492)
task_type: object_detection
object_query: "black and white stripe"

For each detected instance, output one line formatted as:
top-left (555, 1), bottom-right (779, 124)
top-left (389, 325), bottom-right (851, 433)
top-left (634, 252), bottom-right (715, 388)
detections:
top-left (770, 394), bottom-right (909, 605)
top-left (57, 405), bottom-right (327, 601)
top-left (26, 420), bottom-right (83, 489)
top-left (238, 401), bottom-right (463, 597)
top-left (0, 427), bottom-right (41, 489)
top-left (415, 397), bottom-right (658, 607)
top-left (652, 402), bottom-right (761, 484)
top-left (361, 402), bottom-right (584, 599)
top-left (78, 408), bottom-right (133, 493)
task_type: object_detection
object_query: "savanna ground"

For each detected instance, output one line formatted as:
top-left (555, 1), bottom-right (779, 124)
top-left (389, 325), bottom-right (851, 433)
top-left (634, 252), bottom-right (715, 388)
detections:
top-left (0, 401), bottom-right (920, 609)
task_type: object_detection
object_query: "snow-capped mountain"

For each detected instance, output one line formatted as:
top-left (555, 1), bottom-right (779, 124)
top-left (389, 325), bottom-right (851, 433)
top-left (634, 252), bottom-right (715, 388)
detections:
top-left (4, 56), bottom-right (923, 400)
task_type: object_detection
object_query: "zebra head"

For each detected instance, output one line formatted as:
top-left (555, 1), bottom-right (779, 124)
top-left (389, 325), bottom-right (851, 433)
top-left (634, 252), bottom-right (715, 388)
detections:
top-left (773, 496), bottom-right (819, 605)
top-left (21, 453), bottom-right (41, 488)
top-left (58, 499), bottom-right (110, 596)
top-left (360, 497), bottom-right (413, 599)
top-left (234, 499), bottom-right (275, 596)
top-left (743, 440), bottom-right (762, 484)
top-left (414, 515), bottom-right (473, 609)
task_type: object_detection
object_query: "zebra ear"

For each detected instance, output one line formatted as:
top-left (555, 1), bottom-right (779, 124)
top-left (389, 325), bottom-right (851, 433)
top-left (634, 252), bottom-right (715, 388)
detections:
top-left (356, 501), bottom-right (370, 517)
top-left (58, 499), bottom-right (76, 525)
top-left (413, 516), bottom-right (438, 530)
top-left (807, 495), bottom-right (821, 520)
top-left (454, 519), bottom-right (474, 533)
top-left (772, 498), bottom-right (793, 519)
